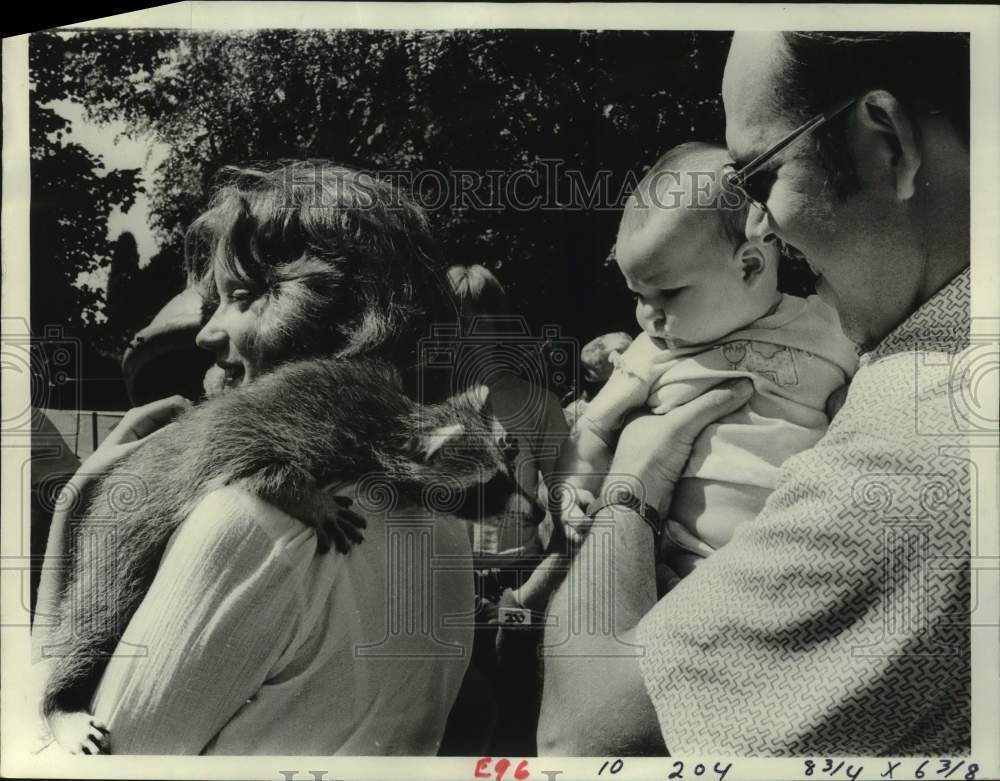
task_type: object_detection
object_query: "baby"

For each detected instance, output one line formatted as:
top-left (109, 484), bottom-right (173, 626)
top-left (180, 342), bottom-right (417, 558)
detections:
top-left (552, 142), bottom-right (858, 592)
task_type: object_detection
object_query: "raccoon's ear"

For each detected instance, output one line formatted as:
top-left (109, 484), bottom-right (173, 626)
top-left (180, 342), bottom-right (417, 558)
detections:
top-left (463, 384), bottom-right (492, 415)
top-left (409, 422), bottom-right (466, 463)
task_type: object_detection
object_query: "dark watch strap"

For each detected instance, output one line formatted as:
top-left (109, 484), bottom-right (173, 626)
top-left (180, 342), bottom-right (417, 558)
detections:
top-left (588, 489), bottom-right (662, 541)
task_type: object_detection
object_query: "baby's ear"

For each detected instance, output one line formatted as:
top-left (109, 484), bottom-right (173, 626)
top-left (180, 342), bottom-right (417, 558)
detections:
top-left (733, 239), bottom-right (775, 284)
top-left (406, 422), bottom-right (466, 463)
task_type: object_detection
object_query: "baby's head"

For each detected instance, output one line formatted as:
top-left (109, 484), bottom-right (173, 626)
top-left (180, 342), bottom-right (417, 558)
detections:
top-left (615, 142), bottom-right (781, 346)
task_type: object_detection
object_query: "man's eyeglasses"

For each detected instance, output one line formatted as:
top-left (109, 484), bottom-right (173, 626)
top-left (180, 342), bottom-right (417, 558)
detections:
top-left (722, 95), bottom-right (857, 213)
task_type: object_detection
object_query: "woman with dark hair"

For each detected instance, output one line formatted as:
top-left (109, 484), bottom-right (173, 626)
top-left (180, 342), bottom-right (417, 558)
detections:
top-left (186, 160), bottom-right (460, 400)
top-left (34, 161), bottom-right (475, 755)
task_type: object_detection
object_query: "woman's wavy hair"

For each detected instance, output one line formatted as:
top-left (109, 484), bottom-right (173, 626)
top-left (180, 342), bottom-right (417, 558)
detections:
top-left (185, 161), bottom-right (459, 401)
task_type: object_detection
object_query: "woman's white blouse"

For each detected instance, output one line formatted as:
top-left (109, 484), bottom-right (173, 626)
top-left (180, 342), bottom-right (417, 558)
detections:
top-left (89, 484), bottom-right (474, 755)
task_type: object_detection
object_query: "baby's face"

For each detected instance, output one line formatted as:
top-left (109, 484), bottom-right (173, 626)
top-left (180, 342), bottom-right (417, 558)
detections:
top-left (615, 214), bottom-right (763, 347)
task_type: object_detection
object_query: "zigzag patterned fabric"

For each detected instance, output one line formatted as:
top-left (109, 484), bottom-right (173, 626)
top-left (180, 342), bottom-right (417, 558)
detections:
top-left (638, 269), bottom-right (973, 755)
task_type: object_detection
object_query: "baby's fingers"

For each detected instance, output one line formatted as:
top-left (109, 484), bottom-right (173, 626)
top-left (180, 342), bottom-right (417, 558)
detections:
top-left (562, 504), bottom-right (594, 545)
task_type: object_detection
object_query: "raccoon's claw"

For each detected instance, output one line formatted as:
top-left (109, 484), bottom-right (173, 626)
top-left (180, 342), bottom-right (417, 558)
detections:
top-left (333, 496), bottom-right (367, 527)
top-left (314, 497), bottom-right (366, 555)
top-left (48, 710), bottom-right (109, 755)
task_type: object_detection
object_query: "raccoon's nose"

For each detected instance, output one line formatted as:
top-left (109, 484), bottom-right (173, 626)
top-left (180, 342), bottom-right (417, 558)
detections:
top-left (497, 434), bottom-right (519, 462)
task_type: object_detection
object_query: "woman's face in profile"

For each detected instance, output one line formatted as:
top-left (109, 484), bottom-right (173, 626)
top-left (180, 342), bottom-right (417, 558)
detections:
top-left (195, 262), bottom-right (269, 390)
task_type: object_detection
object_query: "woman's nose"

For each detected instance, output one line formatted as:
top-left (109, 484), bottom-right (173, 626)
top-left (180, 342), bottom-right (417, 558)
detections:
top-left (195, 312), bottom-right (226, 354)
top-left (744, 202), bottom-right (777, 244)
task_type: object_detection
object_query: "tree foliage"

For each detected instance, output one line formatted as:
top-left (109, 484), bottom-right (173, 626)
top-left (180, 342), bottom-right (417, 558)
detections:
top-left (31, 28), bottom-right (739, 403)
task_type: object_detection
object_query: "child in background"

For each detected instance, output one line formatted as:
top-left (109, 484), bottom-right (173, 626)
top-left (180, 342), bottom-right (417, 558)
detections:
top-left (445, 264), bottom-right (569, 586)
top-left (549, 143), bottom-right (858, 593)
top-left (562, 332), bottom-right (634, 428)
top-left (440, 264), bottom-right (568, 756)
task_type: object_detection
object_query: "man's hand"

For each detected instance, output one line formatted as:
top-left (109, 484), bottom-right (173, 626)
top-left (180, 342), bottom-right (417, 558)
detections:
top-left (608, 378), bottom-right (753, 515)
top-left (538, 378), bottom-right (752, 755)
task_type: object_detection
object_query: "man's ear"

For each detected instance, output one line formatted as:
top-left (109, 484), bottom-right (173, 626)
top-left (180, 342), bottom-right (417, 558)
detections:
top-left (406, 422), bottom-right (466, 463)
top-left (732, 239), bottom-right (775, 285)
top-left (855, 89), bottom-right (921, 201)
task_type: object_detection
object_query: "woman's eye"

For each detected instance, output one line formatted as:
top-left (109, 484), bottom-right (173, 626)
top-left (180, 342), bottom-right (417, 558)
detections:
top-left (227, 289), bottom-right (254, 305)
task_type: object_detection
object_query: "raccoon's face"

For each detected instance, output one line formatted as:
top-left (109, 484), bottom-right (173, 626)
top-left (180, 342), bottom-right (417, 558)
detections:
top-left (408, 386), bottom-right (544, 525)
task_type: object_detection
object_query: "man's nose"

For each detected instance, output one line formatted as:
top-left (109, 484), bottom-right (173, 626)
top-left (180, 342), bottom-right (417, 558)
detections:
top-left (744, 203), bottom-right (776, 244)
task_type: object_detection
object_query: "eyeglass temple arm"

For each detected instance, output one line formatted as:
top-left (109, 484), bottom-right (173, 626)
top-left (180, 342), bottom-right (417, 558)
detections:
top-left (737, 95), bottom-right (857, 180)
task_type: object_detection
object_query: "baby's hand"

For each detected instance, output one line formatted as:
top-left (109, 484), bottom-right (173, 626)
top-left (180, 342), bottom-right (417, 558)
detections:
top-left (551, 483), bottom-right (597, 545)
top-left (582, 354), bottom-right (652, 432)
top-left (48, 710), bottom-right (109, 755)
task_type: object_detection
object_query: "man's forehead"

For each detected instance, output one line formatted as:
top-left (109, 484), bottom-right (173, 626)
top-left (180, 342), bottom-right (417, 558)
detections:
top-left (722, 32), bottom-right (794, 165)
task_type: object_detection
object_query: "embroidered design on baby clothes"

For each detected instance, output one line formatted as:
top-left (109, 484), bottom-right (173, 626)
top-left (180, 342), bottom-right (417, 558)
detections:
top-left (720, 340), bottom-right (800, 387)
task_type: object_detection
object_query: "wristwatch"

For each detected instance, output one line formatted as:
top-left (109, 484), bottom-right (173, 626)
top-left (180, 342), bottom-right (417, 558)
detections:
top-left (587, 486), bottom-right (662, 542)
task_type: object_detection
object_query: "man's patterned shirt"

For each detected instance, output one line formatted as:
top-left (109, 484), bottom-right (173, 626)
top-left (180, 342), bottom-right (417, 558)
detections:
top-left (638, 269), bottom-right (972, 755)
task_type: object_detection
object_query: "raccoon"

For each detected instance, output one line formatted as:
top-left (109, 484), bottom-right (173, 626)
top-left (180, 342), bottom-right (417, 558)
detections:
top-left (42, 355), bottom-right (532, 717)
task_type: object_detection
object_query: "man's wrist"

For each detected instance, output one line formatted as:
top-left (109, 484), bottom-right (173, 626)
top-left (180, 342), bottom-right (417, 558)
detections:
top-left (588, 479), bottom-right (663, 541)
top-left (598, 470), bottom-right (672, 515)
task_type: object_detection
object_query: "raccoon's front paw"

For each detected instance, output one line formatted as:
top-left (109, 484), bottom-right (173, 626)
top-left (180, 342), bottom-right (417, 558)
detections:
top-left (314, 496), bottom-right (367, 555)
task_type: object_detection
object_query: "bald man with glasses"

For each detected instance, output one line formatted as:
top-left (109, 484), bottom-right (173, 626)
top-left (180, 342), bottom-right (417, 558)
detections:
top-left (538, 31), bottom-right (973, 756)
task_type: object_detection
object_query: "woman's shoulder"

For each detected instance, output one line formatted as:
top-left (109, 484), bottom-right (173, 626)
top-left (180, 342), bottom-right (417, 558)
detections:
top-left (176, 485), bottom-right (323, 571)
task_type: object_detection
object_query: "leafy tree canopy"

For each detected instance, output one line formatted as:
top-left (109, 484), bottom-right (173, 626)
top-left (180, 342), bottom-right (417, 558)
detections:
top-left (32, 29), bottom-right (753, 404)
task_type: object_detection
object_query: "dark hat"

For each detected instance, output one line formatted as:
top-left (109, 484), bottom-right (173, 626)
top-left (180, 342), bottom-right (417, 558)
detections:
top-left (121, 286), bottom-right (214, 405)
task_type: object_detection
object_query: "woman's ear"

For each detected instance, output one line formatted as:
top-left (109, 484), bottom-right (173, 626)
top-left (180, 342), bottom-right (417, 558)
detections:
top-left (854, 89), bottom-right (922, 201)
top-left (732, 240), bottom-right (775, 285)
